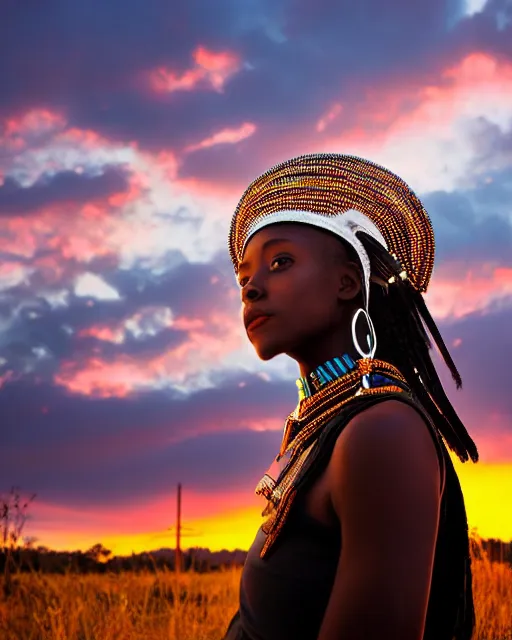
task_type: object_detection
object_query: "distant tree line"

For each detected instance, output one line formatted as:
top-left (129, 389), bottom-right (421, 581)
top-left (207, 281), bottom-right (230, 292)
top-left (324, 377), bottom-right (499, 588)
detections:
top-left (1, 536), bottom-right (510, 578)
top-left (475, 537), bottom-right (512, 565)
top-left (0, 543), bottom-right (247, 576)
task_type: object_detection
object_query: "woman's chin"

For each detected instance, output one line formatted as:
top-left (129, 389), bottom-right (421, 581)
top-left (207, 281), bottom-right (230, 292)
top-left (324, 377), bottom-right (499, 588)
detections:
top-left (250, 337), bottom-right (283, 361)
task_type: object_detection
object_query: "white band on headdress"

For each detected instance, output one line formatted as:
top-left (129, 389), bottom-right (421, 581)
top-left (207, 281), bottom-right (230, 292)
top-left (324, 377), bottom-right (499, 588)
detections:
top-left (241, 208), bottom-right (388, 312)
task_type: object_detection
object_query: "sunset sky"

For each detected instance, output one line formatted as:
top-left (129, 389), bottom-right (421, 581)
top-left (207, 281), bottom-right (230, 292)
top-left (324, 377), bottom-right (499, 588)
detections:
top-left (1, 0), bottom-right (512, 556)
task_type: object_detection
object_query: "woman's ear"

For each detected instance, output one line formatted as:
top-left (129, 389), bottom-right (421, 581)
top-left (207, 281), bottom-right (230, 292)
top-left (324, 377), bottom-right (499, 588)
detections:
top-left (337, 261), bottom-right (362, 302)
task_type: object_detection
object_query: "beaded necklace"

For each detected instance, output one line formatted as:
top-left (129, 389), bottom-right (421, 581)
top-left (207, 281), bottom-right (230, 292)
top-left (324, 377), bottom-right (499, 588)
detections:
top-left (254, 355), bottom-right (411, 558)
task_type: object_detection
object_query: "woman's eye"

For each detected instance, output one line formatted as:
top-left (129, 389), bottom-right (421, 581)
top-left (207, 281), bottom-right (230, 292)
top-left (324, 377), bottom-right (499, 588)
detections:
top-left (238, 257), bottom-right (291, 287)
top-left (270, 256), bottom-right (291, 270)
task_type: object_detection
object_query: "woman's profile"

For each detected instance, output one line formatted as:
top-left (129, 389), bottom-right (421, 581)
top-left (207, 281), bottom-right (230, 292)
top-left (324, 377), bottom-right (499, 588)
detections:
top-left (222, 153), bottom-right (479, 640)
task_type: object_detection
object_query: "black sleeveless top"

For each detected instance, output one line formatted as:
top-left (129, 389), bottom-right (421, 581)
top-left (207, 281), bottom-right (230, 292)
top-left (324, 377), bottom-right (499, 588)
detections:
top-left (222, 393), bottom-right (475, 640)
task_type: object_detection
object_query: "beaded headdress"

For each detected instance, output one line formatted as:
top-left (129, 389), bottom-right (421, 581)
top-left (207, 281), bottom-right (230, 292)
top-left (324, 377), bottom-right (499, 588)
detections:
top-left (228, 153), bottom-right (435, 312)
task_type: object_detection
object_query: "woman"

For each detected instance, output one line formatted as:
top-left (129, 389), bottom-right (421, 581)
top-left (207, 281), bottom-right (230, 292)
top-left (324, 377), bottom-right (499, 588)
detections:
top-left (222, 154), bottom-right (478, 640)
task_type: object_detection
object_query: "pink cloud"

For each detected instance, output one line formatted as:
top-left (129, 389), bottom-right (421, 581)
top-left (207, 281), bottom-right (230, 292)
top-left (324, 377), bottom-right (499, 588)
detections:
top-left (78, 325), bottom-right (125, 344)
top-left (1, 112), bottom-right (230, 269)
top-left (426, 264), bottom-right (512, 320)
top-left (32, 486), bottom-right (255, 532)
top-left (0, 260), bottom-right (33, 290)
top-left (0, 109), bottom-right (152, 273)
top-left (5, 110), bottom-right (65, 137)
top-left (1, 108), bottom-right (236, 275)
top-left (54, 311), bottom-right (244, 397)
top-left (55, 357), bottom-right (156, 398)
top-left (185, 121), bottom-right (256, 152)
top-left (149, 45), bottom-right (242, 94)
top-left (475, 412), bottom-right (512, 462)
top-left (0, 216), bottom-right (51, 259)
top-left (151, 150), bottom-right (180, 180)
top-left (1, 109), bottom-right (67, 152)
top-left (0, 209), bottom-right (123, 286)
top-left (77, 306), bottom-right (194, 346)
top-left (316, 103), bottom-right (343, 132)
top-left (319, 51), bottom-right (512, 192)
top-left (243, 417), bottom-right (283, 433)
top-left (338, 52), bottom-right (512, 140)
top-left (0, 371), bottom-right (16, 389)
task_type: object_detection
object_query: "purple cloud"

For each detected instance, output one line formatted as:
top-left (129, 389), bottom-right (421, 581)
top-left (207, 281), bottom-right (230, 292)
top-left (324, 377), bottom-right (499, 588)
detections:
top-left (0, 166), bottom-right (131, 216)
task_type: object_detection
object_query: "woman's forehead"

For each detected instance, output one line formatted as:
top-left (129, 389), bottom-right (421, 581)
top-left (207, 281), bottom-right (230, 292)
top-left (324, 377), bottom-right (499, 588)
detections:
top-left (240, 223), bottom-right (348, 271)
top-left (245, 223), bottom-right (341, 251)
top-left (241, 225), bottom-right (312, 264)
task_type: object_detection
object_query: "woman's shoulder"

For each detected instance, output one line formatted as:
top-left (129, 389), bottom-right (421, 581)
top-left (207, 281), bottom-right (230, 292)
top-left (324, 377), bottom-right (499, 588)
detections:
top-left (332, 396), bottom-right (441, 462)
top-left (327, 397), bottom-right (443, 505)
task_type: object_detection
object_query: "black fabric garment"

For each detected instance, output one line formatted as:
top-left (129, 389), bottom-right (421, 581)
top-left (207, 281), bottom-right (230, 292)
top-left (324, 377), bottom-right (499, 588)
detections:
top-left (221, 392), bottom-right (474, 640)
top-left (223, 609), bottom-right (248, 640)
top-left (222, 499), bottom-right (340, 640)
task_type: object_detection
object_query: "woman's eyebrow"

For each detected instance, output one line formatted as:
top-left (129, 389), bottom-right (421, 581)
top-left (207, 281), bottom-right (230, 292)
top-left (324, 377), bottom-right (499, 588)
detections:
top-left (238, 238), bottom-right (293, 271)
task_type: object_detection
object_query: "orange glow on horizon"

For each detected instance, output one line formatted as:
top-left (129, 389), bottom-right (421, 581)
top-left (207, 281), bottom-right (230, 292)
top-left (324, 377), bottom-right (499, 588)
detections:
top-left (28, 451), bottom-right (512, 557)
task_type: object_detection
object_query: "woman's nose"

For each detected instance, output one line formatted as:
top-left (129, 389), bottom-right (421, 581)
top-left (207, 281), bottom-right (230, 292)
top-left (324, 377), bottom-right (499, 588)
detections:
top-left (242, 283), bottom-right (261, 303)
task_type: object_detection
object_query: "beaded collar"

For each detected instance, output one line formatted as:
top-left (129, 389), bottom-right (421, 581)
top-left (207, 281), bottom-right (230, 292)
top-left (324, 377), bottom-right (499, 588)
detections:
top-left (288, 353), bottom-right (407, 453)
top-left (295, 353), bottom-right (401, 402)
top-left (296, 353), bottom-right (358, 401)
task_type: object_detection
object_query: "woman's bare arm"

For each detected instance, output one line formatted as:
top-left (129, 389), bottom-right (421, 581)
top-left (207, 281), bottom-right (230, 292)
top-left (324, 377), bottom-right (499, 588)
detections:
top-left (317, 400), bottom-right (442, 640)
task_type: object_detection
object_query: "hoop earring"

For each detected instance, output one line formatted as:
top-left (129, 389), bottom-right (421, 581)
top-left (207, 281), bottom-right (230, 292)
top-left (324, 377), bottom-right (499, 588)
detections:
top-left (351, 307), bottom-right (377, 360)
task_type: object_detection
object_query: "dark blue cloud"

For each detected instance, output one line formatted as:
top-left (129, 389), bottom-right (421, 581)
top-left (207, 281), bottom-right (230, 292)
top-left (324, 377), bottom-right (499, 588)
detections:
top-left (451, 0), bottom-right (512, 59)
top-left (2, 0), bottom-right (505, 166)
top-left (0, 253), bottom-right (239, 376)
top-left (436, 302), bottom-right (512, 421)
top-left (76, 327), bottom-right (186, 359)
top-left (466, 115), bottom-right (512, 164)
top-left (179, 141), bottom-right (264, 188)
top-left (422, 116), bottom-right (512, 266)
top-left (0, 166), bottom-right (131, 216)
top-left (424, 169), bottom-right (512, 266)
top-left (0, 372), bottom-right (295, 505)
top-left (425, 302), bottom-right (512, 472)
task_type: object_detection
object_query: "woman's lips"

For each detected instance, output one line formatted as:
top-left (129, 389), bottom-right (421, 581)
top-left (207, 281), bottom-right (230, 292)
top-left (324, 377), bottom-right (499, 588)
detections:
top-left (248, 315), bottom-right (272, 331)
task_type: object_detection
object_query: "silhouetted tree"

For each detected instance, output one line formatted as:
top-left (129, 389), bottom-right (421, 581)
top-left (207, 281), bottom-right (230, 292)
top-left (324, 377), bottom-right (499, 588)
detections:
top-left (0, 486), bottom-right (36, 596)
top-left (85, 543), bottom-right (112, 563)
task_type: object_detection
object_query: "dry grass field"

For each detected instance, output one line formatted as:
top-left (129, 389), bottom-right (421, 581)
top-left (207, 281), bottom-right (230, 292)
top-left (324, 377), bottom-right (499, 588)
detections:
top-left (0, 534), bottom-right (511, 640)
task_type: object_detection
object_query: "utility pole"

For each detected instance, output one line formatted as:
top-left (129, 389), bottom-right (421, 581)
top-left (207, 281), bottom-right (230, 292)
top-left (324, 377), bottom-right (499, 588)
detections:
top-left (176, 482), bottom-right (181, 575)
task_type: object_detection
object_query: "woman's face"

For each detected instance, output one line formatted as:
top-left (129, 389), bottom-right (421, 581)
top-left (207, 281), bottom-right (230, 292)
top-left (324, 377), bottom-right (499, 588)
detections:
top-left (238, 223), bottom-right (361, 361)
